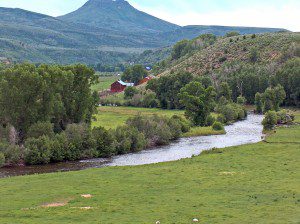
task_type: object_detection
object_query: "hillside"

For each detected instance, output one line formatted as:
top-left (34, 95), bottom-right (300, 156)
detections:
top-left (159, 32), bottom-right (300, 76)
top-left (0, 1), bottom-right (288, 64)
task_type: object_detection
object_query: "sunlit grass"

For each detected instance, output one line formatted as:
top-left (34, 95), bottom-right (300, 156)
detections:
top-left (92, 106), bottom-right (184, 129)
top-left (0, 124), bottom-right (299, 223)
top-left (183, 126), bottom-right (225, 137)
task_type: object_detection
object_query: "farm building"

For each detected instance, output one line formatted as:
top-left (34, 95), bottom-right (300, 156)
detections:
top-left (138, 76), bottom-right (155, 85)
top-left (111, 80), bottom-right (134, 93)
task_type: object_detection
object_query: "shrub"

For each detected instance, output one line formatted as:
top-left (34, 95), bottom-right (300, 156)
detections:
top-left (216, 114), bottom-right (226, 123)
top-left (167, 117), bottom-right (183, 140)
top-left (0, 152), bottom-right (5, 167)
top-left (255, 93), bottom-right (263, 114)
top-left (212, 122), bottom-right (224, 131)
top-left (205, 114), bottom-right (216, 126)
top-left (24, 136), bottom-right (52, 165)
top-left (171, 115), bottom-right (191, 133)
top-left (27, 121), bottom-right (55, 139)
top-left (124, 86), bottom-right (138, 100)
top-left (65, 123), bottom-right (91, 152)
top-left (126, 115), bottom-right (176, 146)
top-left (237, 96), bottom-right (246, 105)
top-left (3, 145), bottom-right (23, 165)
top-left (216, 103), bottom-right (246, 123)
top-left (219, 56), bottom-right (227, 63)
top-left (142, 90), bottom-right (159, 108)
top-left (276, 110), bottom-right (294, 125)
top-left (50, 133), bottom-right (68, 162)
top-left (262, 111), bottom-right (277, 130)
top-left (92, 127), bottom-right (115, 157)
top-left (113, 126), bottom-right (147, 154)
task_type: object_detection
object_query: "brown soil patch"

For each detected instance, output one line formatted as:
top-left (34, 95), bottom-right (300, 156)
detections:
top-left (41, 202), bottom-right (68, 208)
top-left (81, 194), bottom-right (93, 198)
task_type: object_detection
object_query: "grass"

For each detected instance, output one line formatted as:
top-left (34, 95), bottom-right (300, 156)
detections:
top-left (92, 106), bottom-right (184, 129)
top-left (183, 126), bottom-right (225, 137)
top-left (0, 122), bottom-right (299, 223)
top-left (91, 75), bottom-right (119, 92)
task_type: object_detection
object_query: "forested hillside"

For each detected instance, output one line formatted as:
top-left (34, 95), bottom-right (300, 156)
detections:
top-left (153, 32), bottom-right (300, 106)
top-left (0, 0), bottom-right (287, 64)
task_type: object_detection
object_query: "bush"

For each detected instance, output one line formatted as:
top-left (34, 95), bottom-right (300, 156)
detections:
top-left (237, 96), bottom-right (246, 105)
top-left (24, 136), bottom-right (52, 165)
top-left (27, 121), bottom-right (55, 139)
top-left (171, 115), bottom-right (191, 133)
top-left (3, 145), bottom-right (23, 165)
top-left (216, 103), bottom-right (246, 123)
top-left (216, 114), bottom-right (226, 123)
top-left (205, 114), bottom-right (216, 126)
top-left (126, 115), bottom-right (176, 146)
top-left (65, 123), bottom-right (91, 153)
top-left (276, 110), bottom-right (294, 125)
top-left (0, 152), bottom-right (5, 167)
top-left (212, 122), bottom-right (224, 131)
top-left (92, 127), bottom-right (115, 157)
top-left (50, 133), bottom-right (68, 162)
top-left (113, 126), bottom-right (147, 154)
top-left (124, 86), bottom-right (138, 100)
top-left (262, 111), bottom-right (277, 130)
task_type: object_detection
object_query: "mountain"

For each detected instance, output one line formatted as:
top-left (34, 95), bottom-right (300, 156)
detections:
top-left (0, 0), bottom-right (289, 64)
top-left (59, 0), bottom-right (179, 34)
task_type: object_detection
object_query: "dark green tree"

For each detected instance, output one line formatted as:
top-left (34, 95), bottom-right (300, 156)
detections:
top-left (179, 82), bottom-right (215, 126)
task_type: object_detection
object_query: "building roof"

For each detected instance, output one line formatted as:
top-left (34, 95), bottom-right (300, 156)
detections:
top-left (117, 80), bottom-right (134, 87)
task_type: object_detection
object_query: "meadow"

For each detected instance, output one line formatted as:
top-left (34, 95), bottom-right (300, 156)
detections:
top-left (92, 106), bottom-right (184, 129)
top-left (0, 114), bottom-right (299, 224)
top-left (91, 75), bottom-right (119, 92)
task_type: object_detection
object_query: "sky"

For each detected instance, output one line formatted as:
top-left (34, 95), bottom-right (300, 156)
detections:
top-left (0, 0), bottom-right (299, 31)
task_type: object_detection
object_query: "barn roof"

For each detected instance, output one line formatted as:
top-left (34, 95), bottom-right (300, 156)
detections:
top-left (117, 80), bottom-right (134, 86)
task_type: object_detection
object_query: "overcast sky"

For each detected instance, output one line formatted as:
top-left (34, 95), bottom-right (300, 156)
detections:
top-left (0, 0), bottom-right (299, 31)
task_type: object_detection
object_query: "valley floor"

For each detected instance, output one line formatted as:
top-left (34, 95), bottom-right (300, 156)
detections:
top-left (0, 115), bottom-right (299, 224)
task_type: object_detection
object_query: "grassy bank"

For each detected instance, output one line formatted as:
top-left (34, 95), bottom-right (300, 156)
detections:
top-left (92, 106), bottom-right (185, 129)
top-left (183, 126), bottom-right (225, 137)
top-left (92, 106), bottom-right (223, 137)
top-left (0, 115), bottom-right (299, 223)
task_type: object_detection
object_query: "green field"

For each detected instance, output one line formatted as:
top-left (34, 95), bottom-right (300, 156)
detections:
top-left (92, 106), bottom-right (185, 129)
top-left (0, 115), bottom-right (299, 223)
top-left (91, 75), bottom-right (119, 92)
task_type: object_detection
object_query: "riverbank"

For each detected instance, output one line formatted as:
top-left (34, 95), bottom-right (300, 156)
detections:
top-left (1, 114), bottom-right (299, 223)
top-left (0, 114), bottom-right (261, 177)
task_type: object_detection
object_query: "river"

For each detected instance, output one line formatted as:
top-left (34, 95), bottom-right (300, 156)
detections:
top-left (0, 114), bottom-right (264, 178)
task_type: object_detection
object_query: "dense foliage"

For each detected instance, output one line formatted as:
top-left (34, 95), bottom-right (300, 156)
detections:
top-left (179, 81), bottom-right (216, 126)
top-left (121, 65), bottom-right (148, 84)
top-left (0, 63), bottom-right (98, 141)
top-left (147, 72), bottom-right (193, 109)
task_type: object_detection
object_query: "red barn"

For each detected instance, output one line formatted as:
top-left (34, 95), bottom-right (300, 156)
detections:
top-left (138, 76), bottom-right (155, 85)
top-left (111, 80), bottom-right (134, 93)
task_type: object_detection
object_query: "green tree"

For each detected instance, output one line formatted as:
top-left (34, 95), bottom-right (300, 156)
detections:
top-left (179, 82), bottom-right (216, 126)
top-left (122, 65), bottom-right (147, 85)
top-left (171, 40), bottom-right (190, 60)
top-left (226, 31), bottom-right (240, 37)
top-left (255, 93), bottom-right (263, 114)
top-left (218, 82), bottom-right (232, 102)
top-left (262, 111), bottom-right (277, 130)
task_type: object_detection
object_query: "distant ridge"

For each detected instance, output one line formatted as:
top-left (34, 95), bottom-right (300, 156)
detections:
top-left (0, 0), bottom-right (289, 64)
